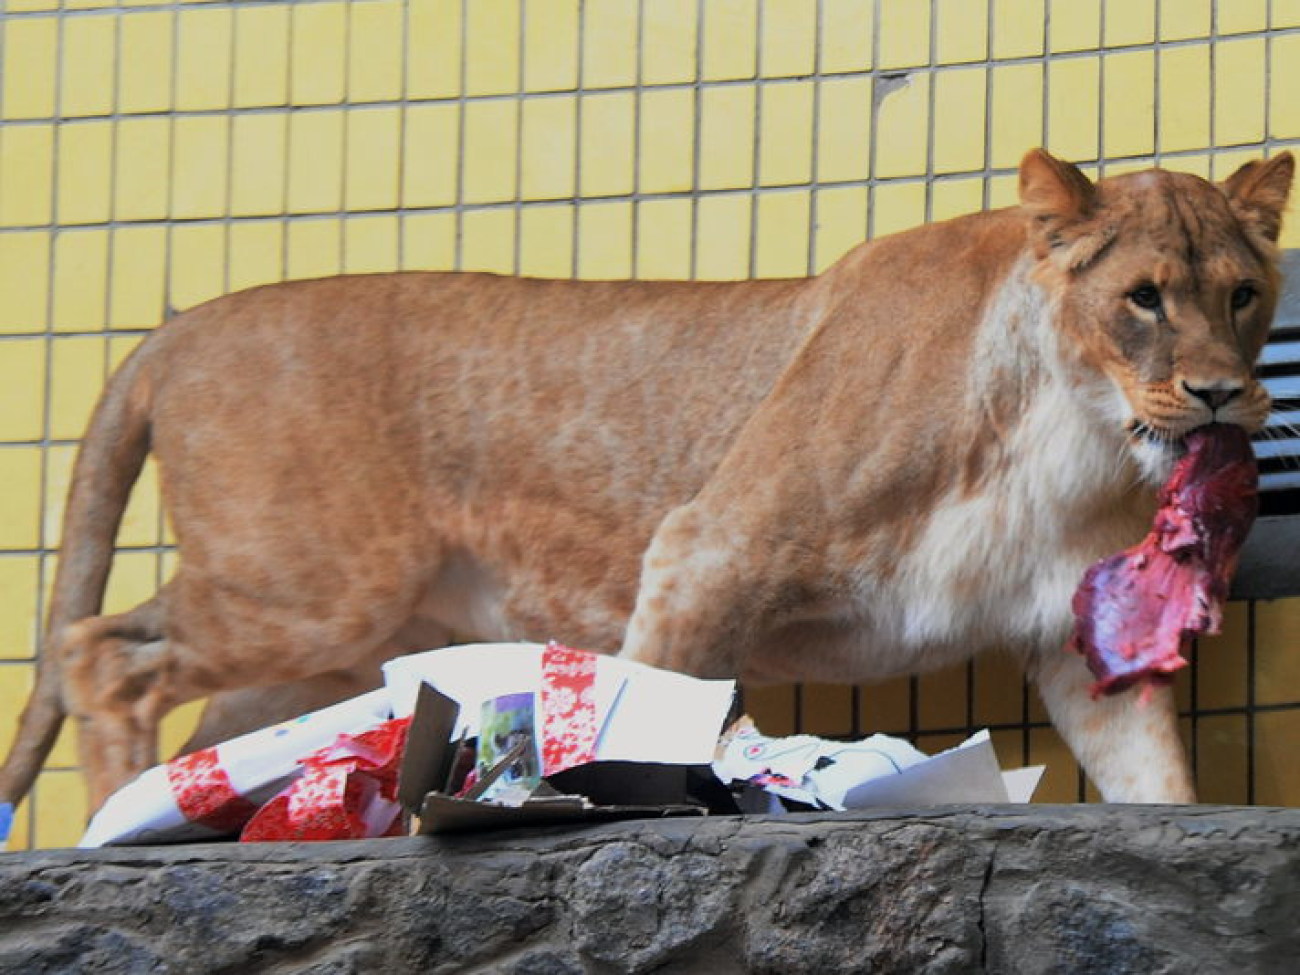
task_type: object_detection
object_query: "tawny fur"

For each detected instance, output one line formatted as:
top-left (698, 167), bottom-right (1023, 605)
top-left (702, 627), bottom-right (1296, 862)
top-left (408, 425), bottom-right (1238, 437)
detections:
top-left (0, 149), bottom-right (1292, 813)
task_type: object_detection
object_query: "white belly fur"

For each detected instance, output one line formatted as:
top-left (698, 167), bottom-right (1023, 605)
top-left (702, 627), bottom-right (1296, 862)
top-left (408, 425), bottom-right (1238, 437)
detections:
top-left (750, 263), bottom-right (1154, 684)
top-left (890, 388), bottom-right (1141, 660)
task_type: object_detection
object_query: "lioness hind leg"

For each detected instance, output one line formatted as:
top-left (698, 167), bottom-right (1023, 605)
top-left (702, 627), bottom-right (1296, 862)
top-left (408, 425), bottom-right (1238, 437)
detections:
top-left (1031, 646), bottom-right (1195, 803)
top-left (58, 600), bottom-right (179, 811)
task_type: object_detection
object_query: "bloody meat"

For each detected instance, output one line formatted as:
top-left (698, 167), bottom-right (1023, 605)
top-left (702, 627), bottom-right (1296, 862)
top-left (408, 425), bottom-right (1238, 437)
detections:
top-left (1070, 423), bottom-right (1259, 697)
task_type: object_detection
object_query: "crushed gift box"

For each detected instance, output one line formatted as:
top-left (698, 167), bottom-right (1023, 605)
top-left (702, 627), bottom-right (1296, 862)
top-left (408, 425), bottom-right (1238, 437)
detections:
top-left (75, 641), bottom-right (1042, 848)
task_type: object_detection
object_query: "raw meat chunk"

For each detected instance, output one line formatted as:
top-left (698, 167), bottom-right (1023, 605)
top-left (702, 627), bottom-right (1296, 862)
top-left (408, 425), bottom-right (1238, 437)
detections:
top-left (1070, 424), bottom-right (1258, 697)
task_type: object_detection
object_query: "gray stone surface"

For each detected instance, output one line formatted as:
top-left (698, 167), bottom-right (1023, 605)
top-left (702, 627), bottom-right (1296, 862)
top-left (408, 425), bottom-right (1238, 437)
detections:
top-left (2, 805), bottom-right (1299, 974)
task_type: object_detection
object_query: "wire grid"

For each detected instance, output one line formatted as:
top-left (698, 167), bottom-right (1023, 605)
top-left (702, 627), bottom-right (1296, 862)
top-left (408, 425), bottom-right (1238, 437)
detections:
top-left (1, 0), bottom-right (1299, 847)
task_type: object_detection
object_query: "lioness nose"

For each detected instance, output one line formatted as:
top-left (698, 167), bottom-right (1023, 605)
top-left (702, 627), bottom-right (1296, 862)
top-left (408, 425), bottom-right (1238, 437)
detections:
top-left (1183, 381), bottom-right (1242, 410)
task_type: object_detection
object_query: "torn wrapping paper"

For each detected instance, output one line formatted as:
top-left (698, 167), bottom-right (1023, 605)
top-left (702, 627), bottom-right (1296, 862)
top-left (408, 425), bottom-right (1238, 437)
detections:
top-left (79, 688), bottom-right (392, 847)
top-left (539, 642), bottom-right (601, 775)
top-left (383, 641), bottom-right (735, 768)
top-left (241, 715), bottom-right (411, 842)
top-left (713, 719), bottom-right (1044, 812)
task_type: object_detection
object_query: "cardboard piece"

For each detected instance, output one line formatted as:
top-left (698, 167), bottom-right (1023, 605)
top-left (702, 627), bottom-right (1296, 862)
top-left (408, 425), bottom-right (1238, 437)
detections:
top-left (397, 682), bottom-right (708, 834)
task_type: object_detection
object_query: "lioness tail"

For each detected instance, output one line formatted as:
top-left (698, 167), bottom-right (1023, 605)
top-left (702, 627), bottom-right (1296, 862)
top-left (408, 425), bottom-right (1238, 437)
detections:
top-left (0, 343), bottom-right (154, 810)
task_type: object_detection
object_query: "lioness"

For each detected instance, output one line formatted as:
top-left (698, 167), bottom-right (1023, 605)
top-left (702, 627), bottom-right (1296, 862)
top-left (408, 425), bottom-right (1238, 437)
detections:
top-left (0, 150), bottom-right (1292, 814)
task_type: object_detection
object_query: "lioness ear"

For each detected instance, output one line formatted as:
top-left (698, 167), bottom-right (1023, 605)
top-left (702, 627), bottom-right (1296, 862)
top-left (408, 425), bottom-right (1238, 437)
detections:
top-left (1019, 149), bottom-right (1108, 269)
top-left (1223, 151), bottom-right (1295, 245)
top-left (1019, 149), bottom-right (1095, 224)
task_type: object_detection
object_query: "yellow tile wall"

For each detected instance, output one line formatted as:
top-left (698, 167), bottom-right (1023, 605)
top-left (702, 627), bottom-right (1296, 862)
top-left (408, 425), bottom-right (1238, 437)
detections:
top-left (1, 0), bottom-right (1299, 849)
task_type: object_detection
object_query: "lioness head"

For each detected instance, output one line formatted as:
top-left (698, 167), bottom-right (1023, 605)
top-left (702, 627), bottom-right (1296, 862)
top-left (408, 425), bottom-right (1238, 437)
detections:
top-left (1019, 149), bottom-right (1294, 481)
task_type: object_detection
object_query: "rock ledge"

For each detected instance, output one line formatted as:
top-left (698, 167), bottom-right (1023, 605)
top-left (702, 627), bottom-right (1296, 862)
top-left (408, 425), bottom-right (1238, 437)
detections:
top-left (3, 805), bottom-right (1298, 974)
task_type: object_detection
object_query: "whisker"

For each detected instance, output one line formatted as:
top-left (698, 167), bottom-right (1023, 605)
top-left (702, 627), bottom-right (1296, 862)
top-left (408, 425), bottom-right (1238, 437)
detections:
top-left (1263, 433), bottom-right (1300, 447)
top-left (1252, 412), bottom-right (1300, 471)
top-left (1110, 434), bottom-right (1131, 484)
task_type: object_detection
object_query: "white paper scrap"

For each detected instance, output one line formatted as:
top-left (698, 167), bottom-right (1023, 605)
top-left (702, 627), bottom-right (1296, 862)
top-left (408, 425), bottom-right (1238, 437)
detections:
top-left (1000, 764), bottom-right (1047, 804)
top-left (715, 724), bottom-right (1044, 810)
top-left (843, 730), bottom-right (1009, 807)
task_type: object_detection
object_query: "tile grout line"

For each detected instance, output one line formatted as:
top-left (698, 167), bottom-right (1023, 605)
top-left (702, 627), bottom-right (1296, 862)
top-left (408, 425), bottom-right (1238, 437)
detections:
top-left (512, 0), bottom-right (526, 277)
top-left (1097, 0), bottom-right (1108, 177)
top-left (452, 0), bottom-right (468, 272)
top-left (922, 0), bottom-right (937, 225)
top-left (631, 0), bottom-right (645, 279)
top-left (1209, 0), bottom-right (1219, 175)
top-left (396, 0), bottom-right (410, 271)
top-left (747, 0), bottom-right (765, 281)
top-left (1153, 0), bottom-right (1164, 167)
top-left (865, 0), bottom-right (882, 242)
top-left (687, 0), bottom-right (704, 281)
top-left (277, 5), bottom-right (296, 298)
top-left (338, 0), bottom-right (353, 274)
top-left (221, 5), bottom-right (237, 297)
top-left (570, 1), bottom-right (584, 277)
top-left (1265, 0), bottom-right (1276, 156)
top-left (1039, 0), bottom-right (1050, 174)
top-left (806, 0), bottom-right (824, 277)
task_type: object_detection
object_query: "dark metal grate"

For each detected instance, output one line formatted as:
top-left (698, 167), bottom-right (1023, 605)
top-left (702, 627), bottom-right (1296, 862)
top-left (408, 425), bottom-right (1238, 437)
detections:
top-left (1254, 251), bottom-right (1300, 516)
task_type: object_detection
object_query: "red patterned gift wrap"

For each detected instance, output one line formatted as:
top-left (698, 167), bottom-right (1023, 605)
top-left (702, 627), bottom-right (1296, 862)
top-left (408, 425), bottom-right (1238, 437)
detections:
top-left (241, 716), bottom-right (412, 842)
top-left (539, 641), bottom-right (601, 777)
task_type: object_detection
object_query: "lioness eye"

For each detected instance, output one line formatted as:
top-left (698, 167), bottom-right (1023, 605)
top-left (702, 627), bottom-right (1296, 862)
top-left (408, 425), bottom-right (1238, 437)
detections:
top-left (1128, 284), bottom-right (1162, 311)
top-left (1231, 283), bottom-right (1257, 310)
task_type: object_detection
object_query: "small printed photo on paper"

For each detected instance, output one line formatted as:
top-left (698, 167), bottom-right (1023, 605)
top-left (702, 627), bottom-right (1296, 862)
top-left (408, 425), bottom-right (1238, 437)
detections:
top-left (476, 692), bottom-right (542, 801)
